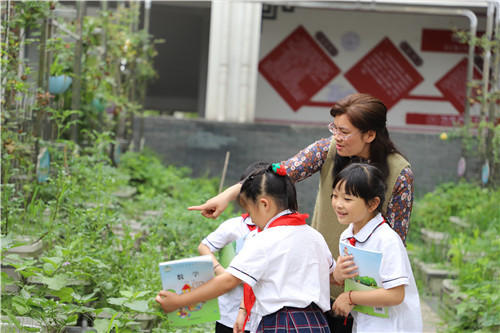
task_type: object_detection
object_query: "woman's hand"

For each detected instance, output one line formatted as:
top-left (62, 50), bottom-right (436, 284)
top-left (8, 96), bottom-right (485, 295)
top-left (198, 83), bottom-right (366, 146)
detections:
top-left (331, 291), bottom-right (355, 317)
top-left (155, 290), bottom-right (181, 313)
top-left (188, 183), bottom-right (241, 219)
top-left (333, 255), bottom-right (358, 285)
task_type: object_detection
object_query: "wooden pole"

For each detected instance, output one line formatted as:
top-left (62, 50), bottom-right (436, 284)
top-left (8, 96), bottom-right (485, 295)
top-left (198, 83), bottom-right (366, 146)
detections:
top-left (219, 151), bottom-right (231, 194)
top-left (70, 0), bottom-right (86, 142)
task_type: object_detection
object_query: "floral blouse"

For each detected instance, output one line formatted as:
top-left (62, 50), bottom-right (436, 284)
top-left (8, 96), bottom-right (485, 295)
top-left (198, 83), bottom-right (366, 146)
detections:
top-left (280, 137), bottom-right (413, 246)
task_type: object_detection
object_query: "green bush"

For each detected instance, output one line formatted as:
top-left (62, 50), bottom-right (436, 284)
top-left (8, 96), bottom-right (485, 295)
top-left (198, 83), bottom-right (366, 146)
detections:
top-left (1, 147), bottom-right (236, 332)
top-left (408, 181), bottom-right (500, 332)
top-left (411, 181), bottom-right (493, 233)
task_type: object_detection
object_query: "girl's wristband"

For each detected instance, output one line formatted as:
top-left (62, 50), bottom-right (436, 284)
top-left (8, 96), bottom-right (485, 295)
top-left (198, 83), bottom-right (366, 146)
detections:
top-left (348, 290), bottom-right (355, 305)
top-left (213, 264), bottom-right (221, 271)
top-left (239, 307), bottom-right (247, 311)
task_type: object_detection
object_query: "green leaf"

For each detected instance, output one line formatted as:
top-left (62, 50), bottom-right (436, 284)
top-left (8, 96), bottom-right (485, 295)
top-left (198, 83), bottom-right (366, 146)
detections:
top-left (38, 273), bottom-right (69, 290)
top-left (133, 290), bottom-right (151, 299)
top-left (41, 256), bottom-right (62, 267)
top-left (80, 256), bottom-right (108, 268)
top-left (93, 318), bottom-right (110, 333)
top-left (108, 297), bottom-right (127, 306)
top-left (1, 272), bottom-right (15, 286)
top-left (50, 287), bottom-right (74, 303)
top-left (20, 288), bottom-right (31, 300)
top-left (43, 262), bottom-right (55, 274)
top-left (123, 300), bottom-right (149, 312)
top-left (12, 295), bottom-right (30, 315)
top-left (65, 314), bottom-right (79, 326)
top-left (119, 290), bottom-right (134, 298)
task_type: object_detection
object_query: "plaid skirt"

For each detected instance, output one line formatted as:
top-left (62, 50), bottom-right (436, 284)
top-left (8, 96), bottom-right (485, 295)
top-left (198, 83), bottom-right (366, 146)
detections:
top-left (256, 303), bottom-right (331, 333)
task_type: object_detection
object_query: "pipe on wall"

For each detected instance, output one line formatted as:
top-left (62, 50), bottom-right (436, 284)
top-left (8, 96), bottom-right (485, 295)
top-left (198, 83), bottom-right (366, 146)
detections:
top-left (268, 0), bottom-right (479, 124)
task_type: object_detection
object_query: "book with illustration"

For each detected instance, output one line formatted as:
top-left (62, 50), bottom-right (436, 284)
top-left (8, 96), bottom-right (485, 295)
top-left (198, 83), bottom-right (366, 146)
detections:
top-left (158, 255), bottom-right (220, 326)
top-left (339, 242), bottom-right (389, 318)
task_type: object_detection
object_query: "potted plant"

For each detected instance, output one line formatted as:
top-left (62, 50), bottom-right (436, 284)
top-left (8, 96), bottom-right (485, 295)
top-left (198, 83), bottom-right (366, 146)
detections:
top-left (48, 37), bottom-right (74, 94)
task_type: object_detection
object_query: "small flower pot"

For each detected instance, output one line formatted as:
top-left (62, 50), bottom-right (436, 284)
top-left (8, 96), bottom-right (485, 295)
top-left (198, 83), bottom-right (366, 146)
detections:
top-left (420, 228), bottom-right (450, 258)
top-left (0, 315), bottom-right (54, 332)
top-left (6, 236), bottom-right (44, 259)
top-left (113, 186), bottom-right (137, 198)
top-left (440, 279), bottom-right (466, 317)
top-left (2, 236), bottom-right (45, 293)
top-left (414, 259), bottom-right (458, 295)
top-left (448, 216), bottom-right (470, 230)
top-left (49, 75), bottom-right (72, 94)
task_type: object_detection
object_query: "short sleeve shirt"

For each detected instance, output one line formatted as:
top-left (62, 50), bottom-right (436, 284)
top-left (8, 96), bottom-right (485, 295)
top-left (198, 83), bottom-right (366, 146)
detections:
top-left (339, 214), bottom-right (423, 332)
top-left (226, 211), bottom-right (334, 332)
top-left (201, 215), bottom-right (255, 330)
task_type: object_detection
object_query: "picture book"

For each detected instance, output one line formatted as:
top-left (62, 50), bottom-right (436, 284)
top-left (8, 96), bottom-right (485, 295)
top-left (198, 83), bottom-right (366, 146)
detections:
top-left (218, 235), bottom-right (246, 268)
top-left (158, 255), bottom-right (220, 326)
top-left (339, 242), bottom-right (389, 318)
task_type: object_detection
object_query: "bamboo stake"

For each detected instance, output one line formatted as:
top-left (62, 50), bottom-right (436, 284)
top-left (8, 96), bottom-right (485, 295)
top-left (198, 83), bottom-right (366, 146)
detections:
top-left (218, 151), bottom-right (231, 194)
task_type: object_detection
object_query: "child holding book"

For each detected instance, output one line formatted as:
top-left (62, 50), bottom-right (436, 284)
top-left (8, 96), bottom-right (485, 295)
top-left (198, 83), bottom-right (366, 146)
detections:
top-left (198, 161), bottom-right (268, 333)
top-left (156, 163), bottom-right (334, 333)
top-left (330, 163), bottom-right (422, 332)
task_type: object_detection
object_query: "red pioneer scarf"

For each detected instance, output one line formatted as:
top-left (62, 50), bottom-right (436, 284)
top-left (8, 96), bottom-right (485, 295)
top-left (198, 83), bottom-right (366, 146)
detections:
top-left (241, 213), bottom-right (258, 232)
top-left (242, 213), bottom-right (309, 328)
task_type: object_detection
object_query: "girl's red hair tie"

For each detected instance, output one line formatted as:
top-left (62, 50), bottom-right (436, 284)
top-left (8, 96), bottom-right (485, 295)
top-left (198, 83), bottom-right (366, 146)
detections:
top-left (271, 163), bottom-right (287, 176)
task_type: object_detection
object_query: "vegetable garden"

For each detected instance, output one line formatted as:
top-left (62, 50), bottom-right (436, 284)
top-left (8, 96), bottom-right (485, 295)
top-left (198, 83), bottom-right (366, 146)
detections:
top-left (1, 1), bottom-right (499, 332)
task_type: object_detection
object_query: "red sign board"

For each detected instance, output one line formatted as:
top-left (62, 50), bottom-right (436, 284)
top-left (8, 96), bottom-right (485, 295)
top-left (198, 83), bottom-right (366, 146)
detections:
top-left (344, 37), bottom-right (424, 110)
top-left (406, 113), bottom-right (480, 126)
top-left (435, 57), bottom-right (482, 114)
top-left (258, 25), bottom-right (341, 111)
top-left (421, 28), bottom-right (483, 54)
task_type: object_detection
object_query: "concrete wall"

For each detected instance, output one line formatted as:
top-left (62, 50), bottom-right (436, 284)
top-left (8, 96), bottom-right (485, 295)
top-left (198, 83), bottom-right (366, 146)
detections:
top-left (132, 116), bottom-right (479, 218)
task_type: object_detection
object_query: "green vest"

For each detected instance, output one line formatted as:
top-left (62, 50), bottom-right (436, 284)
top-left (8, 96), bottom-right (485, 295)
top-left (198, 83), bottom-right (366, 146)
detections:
top-left (310, 137), bottom-right (410, 297)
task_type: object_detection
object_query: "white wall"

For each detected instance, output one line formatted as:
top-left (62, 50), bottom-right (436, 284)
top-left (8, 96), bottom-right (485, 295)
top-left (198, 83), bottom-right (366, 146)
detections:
top-left (255, 5), bottom-right (487, 133)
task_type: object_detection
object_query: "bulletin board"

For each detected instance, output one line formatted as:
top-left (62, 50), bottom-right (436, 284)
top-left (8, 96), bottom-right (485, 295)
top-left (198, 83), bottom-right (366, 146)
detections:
top-left (255, 7), bottom-right (486, 132)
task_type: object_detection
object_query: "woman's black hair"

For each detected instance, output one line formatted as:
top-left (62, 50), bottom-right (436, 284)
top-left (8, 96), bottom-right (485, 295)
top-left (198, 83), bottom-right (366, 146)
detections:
top-left (238, 164), bottom-right (298, 212)
top-left (332, 163), bottom-right (386, 213)
top-left (330, 93), bottom-right (404, 182)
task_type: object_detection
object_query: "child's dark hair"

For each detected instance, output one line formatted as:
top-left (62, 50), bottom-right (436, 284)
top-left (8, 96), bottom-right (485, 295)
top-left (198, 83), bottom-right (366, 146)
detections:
top-left (332, 163), bottom-right (386, 213)
top-left (240, 161), bottom-right (269, 181)
top-left (238, 163), bottom-right (298, 212)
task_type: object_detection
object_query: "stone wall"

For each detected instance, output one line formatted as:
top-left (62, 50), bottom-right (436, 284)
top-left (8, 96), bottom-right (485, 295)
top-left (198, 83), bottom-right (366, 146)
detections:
top-left (132, 116), bottom-right (477, 218)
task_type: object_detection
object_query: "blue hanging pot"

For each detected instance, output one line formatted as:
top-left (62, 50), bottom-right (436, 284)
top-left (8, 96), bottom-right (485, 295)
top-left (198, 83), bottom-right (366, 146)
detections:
top-left (48, 75), bottom-right (72, 94)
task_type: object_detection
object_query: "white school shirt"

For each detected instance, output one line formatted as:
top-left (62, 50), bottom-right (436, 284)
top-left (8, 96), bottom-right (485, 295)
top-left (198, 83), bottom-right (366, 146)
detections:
top-left (226, 210), bottom-right (334, 333)
top-left (339, 213), bottom-right (423, 333)
top-left (201, 214), bottom-right (255, 330)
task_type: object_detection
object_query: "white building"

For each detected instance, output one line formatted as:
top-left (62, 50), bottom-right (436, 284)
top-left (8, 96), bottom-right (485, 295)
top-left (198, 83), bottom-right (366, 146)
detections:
top-left (145, 0), bottom-right (498, 133)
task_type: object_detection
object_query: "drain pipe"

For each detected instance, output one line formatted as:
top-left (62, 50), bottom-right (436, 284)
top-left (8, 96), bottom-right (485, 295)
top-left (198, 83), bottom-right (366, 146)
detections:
top-left (491, 0), bottom-right (500, 121)
top-left (269, 0), bottom-right (478, 123)
top-left (481, 1), bottom-right (495, 122)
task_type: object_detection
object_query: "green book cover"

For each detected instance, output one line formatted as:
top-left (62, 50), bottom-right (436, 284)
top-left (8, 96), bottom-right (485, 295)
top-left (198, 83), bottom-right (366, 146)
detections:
top-left (158, 255), bottom-right (220, 326)
top-left (218, 236), bottom-right (246, 268)
top-left (339, 242), bottom-right (389, 318)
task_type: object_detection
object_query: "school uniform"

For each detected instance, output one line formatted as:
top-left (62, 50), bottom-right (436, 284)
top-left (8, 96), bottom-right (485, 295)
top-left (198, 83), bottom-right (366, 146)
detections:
top-left (202, 214), bottom-right (256, 332)
top-left (339, 213), bottom-right (423, 333)
top-left (226, 210), bottom-right (334, 333)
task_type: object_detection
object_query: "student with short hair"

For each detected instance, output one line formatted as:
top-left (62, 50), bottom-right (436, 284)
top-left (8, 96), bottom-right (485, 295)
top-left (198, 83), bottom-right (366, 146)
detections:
top-left (330, 163), bottom-right (422, 332)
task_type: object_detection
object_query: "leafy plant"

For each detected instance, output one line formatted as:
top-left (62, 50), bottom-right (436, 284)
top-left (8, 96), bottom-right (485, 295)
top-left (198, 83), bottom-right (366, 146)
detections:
top-left (47, 37), bottom-right (75, 77)
top-left (448, 28), bottom-right (500, 185)
top-left (408, 181), bottom-right (500, 332)
top-left (1, 241), bottom-right (105, 332)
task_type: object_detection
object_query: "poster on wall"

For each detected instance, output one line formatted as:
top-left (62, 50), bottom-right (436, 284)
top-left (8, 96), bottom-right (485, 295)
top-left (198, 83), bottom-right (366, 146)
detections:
top-left (258, 25), bottom-right (341, 111)
top-left (255, 7), bottom-right (486, 132)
